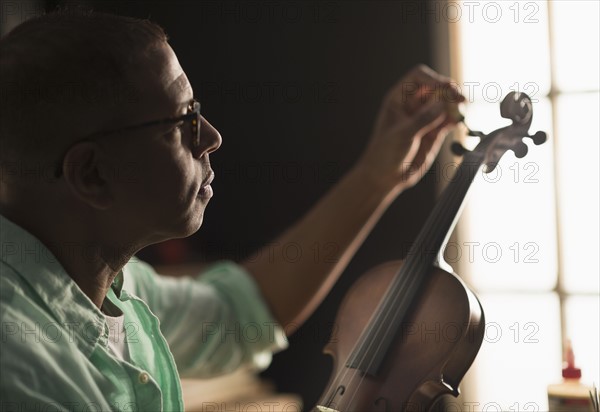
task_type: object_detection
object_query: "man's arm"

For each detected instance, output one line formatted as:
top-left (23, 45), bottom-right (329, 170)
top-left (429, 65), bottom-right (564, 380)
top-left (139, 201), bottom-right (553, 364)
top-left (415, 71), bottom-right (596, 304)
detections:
top-left (243, 65), bottom-right (465, 333)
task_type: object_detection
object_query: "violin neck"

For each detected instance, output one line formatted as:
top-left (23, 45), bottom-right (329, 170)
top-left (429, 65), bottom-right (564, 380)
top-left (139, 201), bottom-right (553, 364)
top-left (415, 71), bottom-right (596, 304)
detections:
top-left (346, 152), bottom-right (485, 376)
top-left (409, 152), bottom-right (485, 268)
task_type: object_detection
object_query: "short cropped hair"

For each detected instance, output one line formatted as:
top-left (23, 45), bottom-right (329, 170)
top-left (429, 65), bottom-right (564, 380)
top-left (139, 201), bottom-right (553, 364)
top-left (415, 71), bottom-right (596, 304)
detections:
top-left (0, 9), bottom-right (168, 165)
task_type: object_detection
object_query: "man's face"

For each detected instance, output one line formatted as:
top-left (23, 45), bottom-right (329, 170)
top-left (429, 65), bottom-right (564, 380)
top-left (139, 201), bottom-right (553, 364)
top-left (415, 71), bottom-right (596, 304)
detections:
top-left (101, 43), bottom-right (221, 244)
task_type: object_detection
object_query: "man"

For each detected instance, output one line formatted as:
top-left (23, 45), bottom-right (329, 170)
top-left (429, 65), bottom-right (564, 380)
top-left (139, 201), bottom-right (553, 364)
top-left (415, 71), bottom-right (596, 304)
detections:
top-left (0, 10), bottom-right (464, 411)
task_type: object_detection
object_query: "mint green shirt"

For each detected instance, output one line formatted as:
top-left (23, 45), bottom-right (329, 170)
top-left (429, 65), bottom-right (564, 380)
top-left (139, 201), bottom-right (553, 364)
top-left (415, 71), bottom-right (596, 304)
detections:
top-left (0, 214), bottom-right (287, 411)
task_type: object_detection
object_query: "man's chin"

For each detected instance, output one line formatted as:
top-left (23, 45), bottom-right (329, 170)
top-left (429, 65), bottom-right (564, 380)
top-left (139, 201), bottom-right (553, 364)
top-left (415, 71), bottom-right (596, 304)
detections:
top-left (178, 212), bottom-right (204, 238)
top-left (151, 212), bottom-right (204, 244)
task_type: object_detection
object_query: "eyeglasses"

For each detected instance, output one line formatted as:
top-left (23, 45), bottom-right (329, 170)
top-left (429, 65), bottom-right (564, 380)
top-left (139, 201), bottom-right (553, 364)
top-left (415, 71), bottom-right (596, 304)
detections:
top-left (54, 99), bottom-right (201, 177)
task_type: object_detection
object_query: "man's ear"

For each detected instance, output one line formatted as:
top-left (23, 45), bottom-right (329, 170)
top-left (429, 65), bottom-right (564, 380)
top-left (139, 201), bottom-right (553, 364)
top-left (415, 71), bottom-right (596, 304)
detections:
top-left (61, 142), bottom-right (113, 210)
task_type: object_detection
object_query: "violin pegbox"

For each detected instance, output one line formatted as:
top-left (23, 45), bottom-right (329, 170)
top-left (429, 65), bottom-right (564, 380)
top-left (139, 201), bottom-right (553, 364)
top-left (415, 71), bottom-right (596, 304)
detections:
top-left (469, 92), bottom-right (547, 173)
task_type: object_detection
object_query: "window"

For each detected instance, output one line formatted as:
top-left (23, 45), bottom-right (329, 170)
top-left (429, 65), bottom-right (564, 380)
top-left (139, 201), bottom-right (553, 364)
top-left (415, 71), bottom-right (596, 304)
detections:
top-left (434, 1), bottom-right (599, 410)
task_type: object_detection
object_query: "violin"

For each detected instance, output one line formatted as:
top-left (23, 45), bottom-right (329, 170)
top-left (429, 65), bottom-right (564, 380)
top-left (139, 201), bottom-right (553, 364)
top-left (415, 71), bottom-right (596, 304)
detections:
top-left (312, 92), bottom-right (547, 412)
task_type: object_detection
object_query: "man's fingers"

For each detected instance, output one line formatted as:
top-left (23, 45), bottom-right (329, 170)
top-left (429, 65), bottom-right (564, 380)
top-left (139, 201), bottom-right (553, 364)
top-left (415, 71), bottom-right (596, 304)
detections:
top-left (405, 98), bottom-right (446, 138)
top-left (407, 64), bottom-right (453, 85)
top-left (389, 64), bottom-right (450, 90)
top-left (406, 123), bottom-right (451, 181)
top-left (385, 65), bottom-right (464, 114)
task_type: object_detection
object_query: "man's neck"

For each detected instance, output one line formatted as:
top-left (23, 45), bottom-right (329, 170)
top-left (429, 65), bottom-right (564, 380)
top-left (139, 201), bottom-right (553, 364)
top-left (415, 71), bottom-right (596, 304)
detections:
top-left (1, 206), bottom-right (138, 309)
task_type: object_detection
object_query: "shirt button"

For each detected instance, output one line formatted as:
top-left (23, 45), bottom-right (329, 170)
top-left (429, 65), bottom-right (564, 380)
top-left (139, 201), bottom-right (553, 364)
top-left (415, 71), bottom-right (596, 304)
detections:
top-left (138, 372), bottom-right (150, 384)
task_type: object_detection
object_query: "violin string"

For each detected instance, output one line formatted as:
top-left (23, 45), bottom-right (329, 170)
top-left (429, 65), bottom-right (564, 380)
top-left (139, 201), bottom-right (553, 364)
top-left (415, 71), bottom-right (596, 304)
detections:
top-left (326, 192), bottom-right (447, 407)
top-left (331, 178), bottom-right (453, 407)
top-left (340, 188), bottom-right (458, 408)
top-left (377, 158), bottom-right (479, 363)
top-left (355, 161), bottom-right (472, 380)
top-left (369, 168), bottom-right (467, 352)
top-left (373, 162), bottom-right (467, 334)
top-left (337, 155), bottom-right (481, 407)
top-left (334, 165), bottom-right (465, 406)
top-left (331, 156), bottom-right (481, 409)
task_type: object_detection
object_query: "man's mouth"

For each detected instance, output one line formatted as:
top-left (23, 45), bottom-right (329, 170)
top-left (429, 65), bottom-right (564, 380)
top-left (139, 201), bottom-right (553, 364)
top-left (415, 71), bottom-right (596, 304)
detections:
top-left (201, 171), bottom-right (214, 188)
top-left (198, 171), bottom-right (215, 200)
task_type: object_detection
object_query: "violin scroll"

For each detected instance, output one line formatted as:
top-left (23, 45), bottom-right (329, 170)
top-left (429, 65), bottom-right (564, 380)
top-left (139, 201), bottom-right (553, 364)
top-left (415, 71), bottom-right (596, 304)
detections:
top-left (451, 92), bottom-right (547, 172)
top-left (500, 91), bottom-right (533, 125)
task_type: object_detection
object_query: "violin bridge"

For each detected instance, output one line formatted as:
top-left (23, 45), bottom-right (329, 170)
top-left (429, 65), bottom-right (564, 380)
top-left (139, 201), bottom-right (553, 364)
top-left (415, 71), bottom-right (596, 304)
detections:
top-left (314, 406), bottom-right (340, 412)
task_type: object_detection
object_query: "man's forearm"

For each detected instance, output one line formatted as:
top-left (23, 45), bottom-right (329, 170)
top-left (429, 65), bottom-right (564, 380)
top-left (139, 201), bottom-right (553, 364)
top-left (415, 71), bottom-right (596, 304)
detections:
top-left (243, 164), bottom-right (400, 334)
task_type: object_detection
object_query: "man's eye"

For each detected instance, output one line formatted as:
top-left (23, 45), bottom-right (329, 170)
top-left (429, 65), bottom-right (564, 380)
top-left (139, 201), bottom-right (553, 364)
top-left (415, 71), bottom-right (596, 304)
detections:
top-left (163, 122), bottom-right (184, 137)
top-left (167, 122), bottom-right (184, 133)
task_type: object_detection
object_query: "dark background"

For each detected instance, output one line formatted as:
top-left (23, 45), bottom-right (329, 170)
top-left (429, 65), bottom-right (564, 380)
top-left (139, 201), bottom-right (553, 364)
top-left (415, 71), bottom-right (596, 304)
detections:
top-left (44, 0), bottom-right (438, 407)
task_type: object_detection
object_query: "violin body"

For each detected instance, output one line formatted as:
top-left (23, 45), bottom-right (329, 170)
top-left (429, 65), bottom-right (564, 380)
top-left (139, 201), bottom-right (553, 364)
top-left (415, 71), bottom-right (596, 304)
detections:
top-left (315, 260), bottom-right (485, 412)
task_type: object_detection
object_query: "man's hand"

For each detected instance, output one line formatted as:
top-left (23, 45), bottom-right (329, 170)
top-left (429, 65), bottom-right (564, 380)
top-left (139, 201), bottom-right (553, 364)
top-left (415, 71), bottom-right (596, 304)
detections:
top-left (356, 64), bottom-right (465, 194)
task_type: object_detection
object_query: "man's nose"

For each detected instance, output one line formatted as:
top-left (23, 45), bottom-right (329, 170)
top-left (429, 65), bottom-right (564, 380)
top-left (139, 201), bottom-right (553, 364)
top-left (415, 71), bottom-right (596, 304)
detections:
top-left (193, 116), bottom-right (222, 158)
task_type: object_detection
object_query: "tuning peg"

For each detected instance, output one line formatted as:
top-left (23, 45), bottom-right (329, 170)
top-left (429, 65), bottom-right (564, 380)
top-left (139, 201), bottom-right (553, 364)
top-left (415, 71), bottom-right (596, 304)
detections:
top-left (530, 131), bottom-right (547, 145)
top-left (465, 127), bottom-right (486, 140)
top-left (512, 141), bottom-right (528, 158)
top-left (484, 161), bottom-right (499, 173)
top-left (451, 142), bottom-right (470, 156)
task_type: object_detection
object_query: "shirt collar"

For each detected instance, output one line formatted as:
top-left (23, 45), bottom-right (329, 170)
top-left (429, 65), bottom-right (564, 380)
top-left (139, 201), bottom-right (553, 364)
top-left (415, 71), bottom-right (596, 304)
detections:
top-left (0, 213), bottom-right (122, 356)
top-left (111, 269), bottom-right (125, 298)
